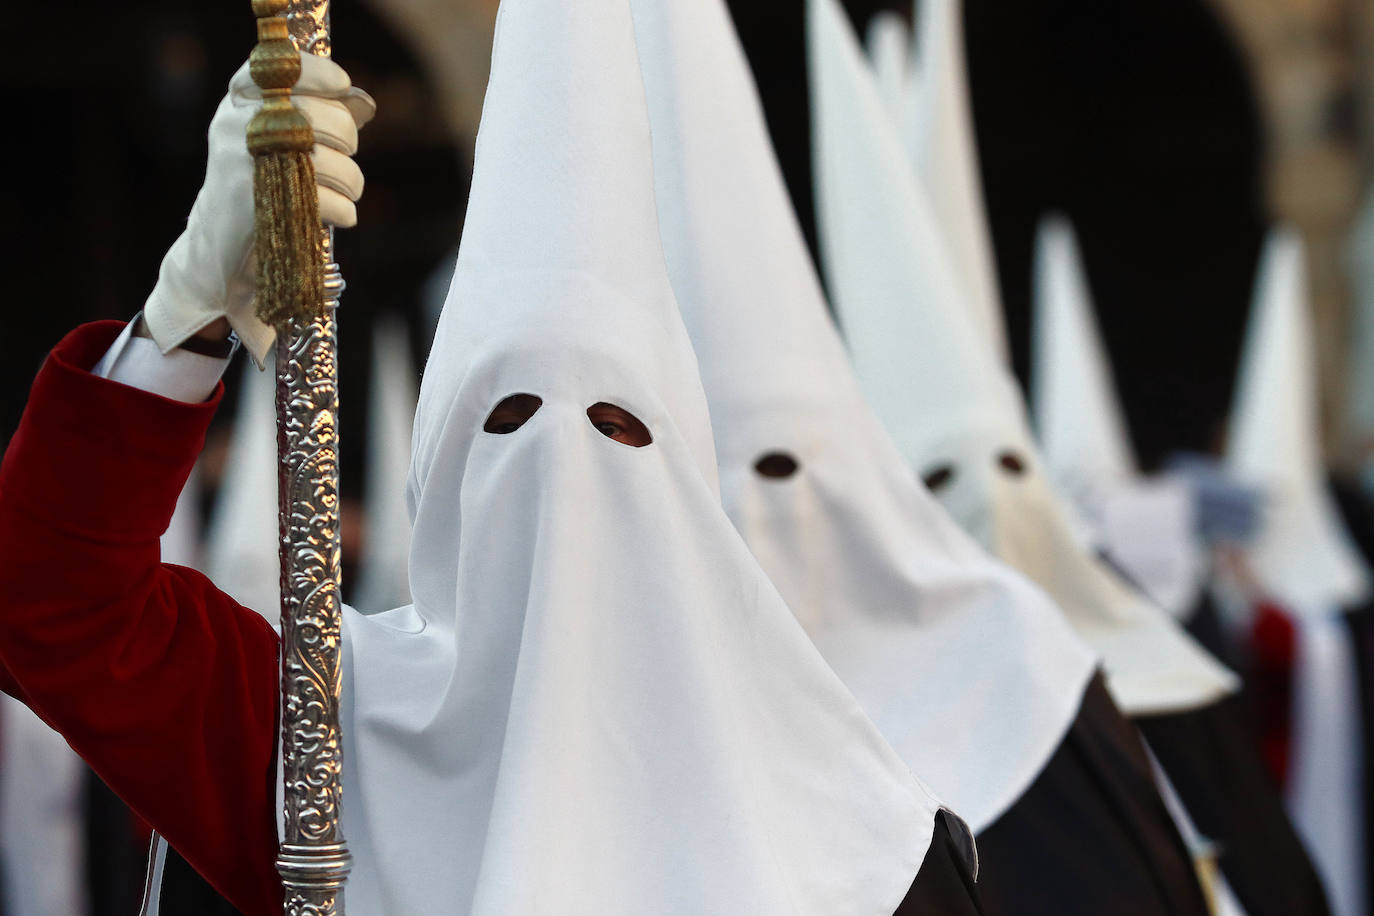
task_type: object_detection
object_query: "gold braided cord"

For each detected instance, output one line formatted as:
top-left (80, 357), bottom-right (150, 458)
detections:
top-left (248, 0), bottom-right (325, 329)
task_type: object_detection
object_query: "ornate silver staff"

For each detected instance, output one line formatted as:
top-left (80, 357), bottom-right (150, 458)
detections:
top-left (246, 0), bottom-right (351, 912)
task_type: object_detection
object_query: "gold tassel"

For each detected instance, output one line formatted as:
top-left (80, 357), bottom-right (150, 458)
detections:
top-left (248, 0), bottom-right (325, 329)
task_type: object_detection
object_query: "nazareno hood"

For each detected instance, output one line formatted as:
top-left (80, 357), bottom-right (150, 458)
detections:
top-left (809, 0), bottom-right (1236, 716)
top-left (1224, 225), bottom-right (1373, 617)
top-left (638, 0), bottom-right (1095, 832)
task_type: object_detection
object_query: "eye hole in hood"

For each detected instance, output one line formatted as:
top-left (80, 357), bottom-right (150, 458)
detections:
top-left (921, 464), bottom-right (955, 492)
top-left (483, 393), bottom-right (544, 434)
top-left (997, 451), bottom-right (1027, 476)
top-left (754, 452), bottom-right (800, 479)
top-left (587, 402), bottom-right (653, 447)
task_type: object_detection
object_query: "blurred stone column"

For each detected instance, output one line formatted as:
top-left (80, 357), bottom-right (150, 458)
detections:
top-left (1208, 0), bottom-right (1364, 459)
top-left (363, 0), bottom-right (500, 151)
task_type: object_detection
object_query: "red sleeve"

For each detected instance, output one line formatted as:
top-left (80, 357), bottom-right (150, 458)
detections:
top-left (0, 321), bottom-right (284, 916)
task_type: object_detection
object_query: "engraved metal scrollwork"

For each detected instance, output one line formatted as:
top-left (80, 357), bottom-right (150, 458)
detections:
top-left (275, 302), bottom-right (352, 913)
top-left (286, 0), bottom-right (332, 57)
top-left (275, 3), bottom-right (351, 913)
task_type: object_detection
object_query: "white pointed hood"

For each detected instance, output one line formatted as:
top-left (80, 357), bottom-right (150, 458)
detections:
top-left (1030, 214), bottom-right (1204, 618)
top-left (903, 0), bottom-right (1008, 361)
top-left (203, 358), bottom-right (279, 622)
top-left (811, 0), bottom-right (1237, 715)
top-left (351, 318), bottom-right (415, 611)
top-left (336, 0), bottom-right (942, 911)
top-left (866, 10), bottom-right (913, 123)
top-left (636, 0), bottom-right (1093, 833)
top-left (1225, 226), bottom-right (1372, 616)
top-left (1031, 214), bottom-right (1137, 493)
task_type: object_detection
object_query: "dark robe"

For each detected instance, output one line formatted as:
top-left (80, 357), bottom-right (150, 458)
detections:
top-left (1136, 696), bottom-right (1330, 915)
top-left (974, 673), bottom-right (1209, 916)
top-left (1101, 549), bottom-right (1327, 912)
top-left (152, 845), bottom-right (244, 915)
top-left (84, 773), bottom-right (146, 916)
top-left (895, 811), bottom-right (985, 915)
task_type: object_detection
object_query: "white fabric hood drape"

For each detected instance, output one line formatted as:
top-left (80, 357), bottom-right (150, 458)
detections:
top-left (636, 0), bottom-right (1091, 833)
top-left (1225, 226), bottom-right (1373, 618)
top-left (1031, 214), bottom-right (1205, 619)
top-left (352, 318), bottom-right (415, 611)
top-left (902, 0), bottom-right (1008, 363)
top-left (865, 11), bottom-right (913, 125)
top-left (334, 0), bottom-right (944, 911)
top-left (809, 0), bottom-right (1237, 716)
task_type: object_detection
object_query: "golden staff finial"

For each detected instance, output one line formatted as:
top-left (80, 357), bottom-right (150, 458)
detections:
top-left (248, 0), bottom-right (326, 329)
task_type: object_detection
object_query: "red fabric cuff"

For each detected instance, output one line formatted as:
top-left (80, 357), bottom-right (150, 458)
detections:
top-left (0, 321), bottom-right (223, 543)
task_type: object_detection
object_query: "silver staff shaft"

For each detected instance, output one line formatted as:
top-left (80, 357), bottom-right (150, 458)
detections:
top-left (274, 2), bottom-right (352, 913)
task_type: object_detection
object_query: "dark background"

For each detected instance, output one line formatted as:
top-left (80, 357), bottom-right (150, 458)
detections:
top-left (727, 0), bottom-right (1268, 469)
top-left (0, 1), bottom-right (468, 498)
top-left (2, 0), bottom-right (1267, 474)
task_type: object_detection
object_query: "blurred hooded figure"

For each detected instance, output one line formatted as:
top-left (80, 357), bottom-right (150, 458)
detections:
top-left (1031, 214), bottom-right (1331, 915)
top-left (639, 0), bottom-right (1198, 910)
top-left (810, 0), bottom-right (1235, 722)
top-left (807, 0), bottom-right (1274, 912)
top-left (636, 0), bottom-right (1089, 849)
top-left (1030, 214), bottom-right (1203, 621)
top-left (1221, 227), bottom-right (1374, 916)
top-left (900, 0), bottom-right (1008, 365)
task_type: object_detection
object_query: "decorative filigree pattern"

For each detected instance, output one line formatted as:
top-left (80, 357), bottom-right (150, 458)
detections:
top-left (275, 240), bottom-right (352, 911)
top-left (285, 0), bottom-right (332, 58)
top-left (274, 3), bottom-right (351, 912)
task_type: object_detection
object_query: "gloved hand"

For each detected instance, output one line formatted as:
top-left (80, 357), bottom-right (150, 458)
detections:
top-left (144, 53), bottom-right (375, 366)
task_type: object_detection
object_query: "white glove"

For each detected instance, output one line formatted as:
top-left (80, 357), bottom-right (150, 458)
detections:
top-left (144, 53), bottom-right (376, 366)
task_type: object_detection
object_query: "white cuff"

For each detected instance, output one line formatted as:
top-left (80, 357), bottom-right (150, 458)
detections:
top-left (92, 316), bottom-right (234, 403)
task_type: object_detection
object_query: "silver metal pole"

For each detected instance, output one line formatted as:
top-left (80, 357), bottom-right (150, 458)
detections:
top-left (272, 2), bottom-right (352, 912)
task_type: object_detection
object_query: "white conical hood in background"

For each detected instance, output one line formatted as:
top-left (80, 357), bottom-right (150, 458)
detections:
top-left (1226, 232), bottom-right (1371, 916)
top-left (812, 0), bottom-right (1019, 472)
top-left (1226, 226), bottom-right (1372, 616)
top-left (1030, 214), bottom-right (1205, 618)
top-left (636, 0), bottom-right (1093, 833)
top-left (904, 0), bottom-right (1008, 361)
top-left (203, 358), bottom-right (279, 622)
top-left (336, 0), bottom-right (943, 911)
top-left (811, 0), bottom-right (1236, 715)
top-left (351, 318), bottom-right (415, 612)
top-left (865, 10), bottom-right (913, 123)
top-left (1032, 214), bottom-right (1137, 493)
